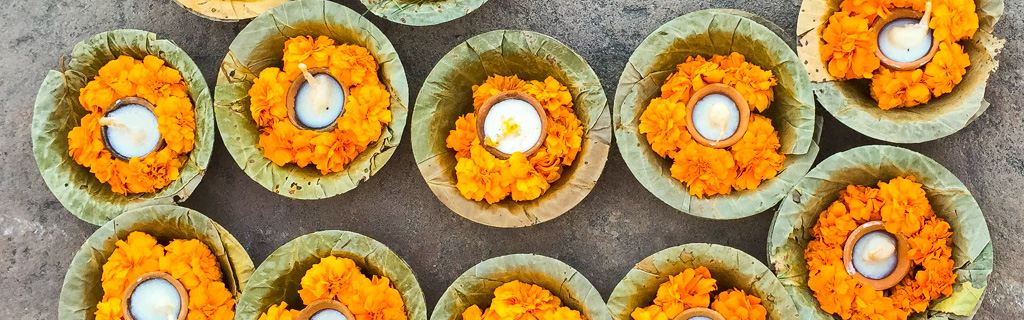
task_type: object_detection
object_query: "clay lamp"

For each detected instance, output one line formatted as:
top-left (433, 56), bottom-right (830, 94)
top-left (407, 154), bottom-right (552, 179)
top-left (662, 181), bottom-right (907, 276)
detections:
top-left (121, 272), bottom-right (189, 320)
top-left (673, 307), bottom-right (726, 320)
top-left (872, 2), bottom-right (939, 71)
top-left (286, 63), bottom-right (349, 132)
top-left (684, 84), bottom-right (750, 149)
top-left (298, 299), bottom-right (357, 320)
top-left (842, 221), bottom-right (912, 290)
top-left (100, 97), bottom-right (165, 161)
top-left (475, 91), bottom-right (549, 160)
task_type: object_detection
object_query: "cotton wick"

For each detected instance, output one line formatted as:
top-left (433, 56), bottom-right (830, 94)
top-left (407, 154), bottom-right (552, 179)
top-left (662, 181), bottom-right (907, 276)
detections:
top-left (862, 235), bottom-right (896, 262)
top-left (707, 101), bottom-right (732, 144)
top-left (99, 117), bottom-right (147, 145)
top-left (886, 2), bottom-right (932, 51)
top-left (299, 63), bottom-right (333, 114)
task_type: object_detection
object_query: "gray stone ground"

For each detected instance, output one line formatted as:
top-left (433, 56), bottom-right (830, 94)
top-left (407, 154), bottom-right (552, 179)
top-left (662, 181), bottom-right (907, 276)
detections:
top-left (1, 0), bottom-right (1022, 318)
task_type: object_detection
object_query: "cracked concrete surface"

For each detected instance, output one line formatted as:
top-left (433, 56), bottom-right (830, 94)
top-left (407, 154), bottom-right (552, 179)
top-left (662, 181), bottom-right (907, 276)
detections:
top-left (1, 0), bottom-right (1022, 318)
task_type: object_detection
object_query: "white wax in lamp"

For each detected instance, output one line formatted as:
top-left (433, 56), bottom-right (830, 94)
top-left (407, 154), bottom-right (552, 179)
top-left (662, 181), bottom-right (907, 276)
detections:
top-left (128, 278), bottom-right (182, 320)
top-left (691, 93), bottom-right (740, 144)
top-left (878, 2), bottom-right (934, 63)
top-left (100, 103), bottom-right (162, 159)
top-left (310, 309), bottom-right (349, 320)
top-left (851, 231), bottom-right (899, 280)
top-left (688, 317), bottom-right (713, 320)
top-left (294, 63), bottom-right (346, 129)
top-left (483, 99), bottom-right (544, 154)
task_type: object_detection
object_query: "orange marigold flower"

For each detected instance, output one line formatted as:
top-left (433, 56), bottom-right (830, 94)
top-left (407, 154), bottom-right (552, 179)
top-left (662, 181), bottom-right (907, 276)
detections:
top-left (523, 77), bottom-right (574, 112)
top-left (811, 202), bottom-right (858, 247)
top-left (889, 280), bottom-right (930, 314)
top-left (930, 0), bottom-right (979, 42)
top-left (914, 256), bottom-right (956, 300)
top-left (871, 68), bottom-right (931, 110)
top-left (455, 145), bottom-right (513, 203)
top-left (101, 231), bottom-right (165, 298)
top-left (490, 281), bottom-right (561, 319)
top-left (95, 297), bottom-right (124, 320)
top-left (154, 95), bottom-right (197, 154)
top-left (544, 113), bottom-right (584, 166)
top-left (310, 129), bottom-right (364, 174)
top-left (350, 276), bottom-right (408, 320)
top-left (79, 79), bottom-right (118, 113)
top-left (472, 75), bottom-right (526, 109)
top-left (530, 148), bottom-right (564, 183)
top-left (806, 264), bottom-right (858, 319)
top-left (721, 60), bottom-right (777, 113)
top-left (841, 0), bottom-right (888, 21)
top-left (886, 0), bottom-right (929, 11)
top-left (670, 141), bottom-right (737, 199)
top-left (159, 239), bottom-right (223, 291)
top-left (878, 176), bottom-right (933, 235)
top-left (329, 44), bottom-right (381, 87)
top-left (730, 115), bottom-right (784, 191)
top-left (710, 289), bottom-right (767, 320)
top-left (462, 305), bottom-right (485, 320)
top-left (804, 239), bottom-right (844, 273)
top-left (630, 305), bottom-right (668, 320)
top-left (249, 67), bottom-right (292, 128)
top-left (298, 256), bottom-right (371, 305)
top-left (283, 36), bottom-right (336, 77)
top-left (187, 281), bottom-right (236, 320)
top-left (68, 112), bottom-right (107, 166)
top-left (654, 267), bottom-right (718, 317)
top-left (839, 185), bottom-right (883, 222)
top-left (508, 153), bottom-right (550, 201)
top-left (639, 97), bottom-right (690, 158)
top-left (338, 84), bottom-right (392, 146)
top-left (540, 307), bottom-right (584, 320)
top-left (923, 41), bottom-right (971, 97)
top-left (97, 55), bottom-right (139, 97)
top-left (848, 283), bottom-right (900, 319)
top-left (259, 121), bottom-right (317, 167)
top-left (447, 113), bottom-right (479, 159)
top-left (258, 302), bottom-right (301, 320)
top-left (820, 12), bottom-right (880, 80)
top-left (907, 217), bottom-right (952, 264)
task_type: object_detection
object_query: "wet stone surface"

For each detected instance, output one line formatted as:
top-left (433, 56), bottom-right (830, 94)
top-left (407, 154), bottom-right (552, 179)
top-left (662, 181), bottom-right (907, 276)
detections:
top-left (1, 0), bottom-right (1022, 318)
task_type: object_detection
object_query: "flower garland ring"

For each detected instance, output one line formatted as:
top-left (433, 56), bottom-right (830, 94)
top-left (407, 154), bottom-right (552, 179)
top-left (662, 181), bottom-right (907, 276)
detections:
top-left (460, 281), bottom-right (587, 320)
top-left (629, 267), bottom-right (768, 320)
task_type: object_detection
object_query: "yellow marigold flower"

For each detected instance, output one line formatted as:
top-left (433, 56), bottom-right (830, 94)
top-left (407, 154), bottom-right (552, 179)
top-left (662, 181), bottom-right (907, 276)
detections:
top-left (841, 0), bottom-right (888, 21)
top-left (544, 115), bottom-right (584, 166)
top-left (472, 75), bottom-right (526, 109)
top-left (848, 284), bottom-right (900, 319)
top-left (508, 153), bottom-right (550, 201)
top-left (95, 297), bottom-right (124, 320)
top-left (669, 141), bottom-right (737, 199)
top-left (839, 185), bottom-right (884, 222)
top-left (461, 305), bottom-right (484, 320)
top-left (710, 289), bottom-right (767, 320)
top-left (455, 145), bottom-right (513, 203)
top-left (98, 55), bottom-right (139, 97)
top-left (68, 112), bottom-right (107, 166)
top-left (722, 61), bottom-right (776, 113)
top-left (159, 239), bottom-right (223, 291)
top-left (259, 121), bottom-right (315, 167)
top-left (298, 256), bottom-right (371, 305)
top-left (806, 264), bottom-right (858, 319)
top-left (654, 267), bottom-right (717, 318)
top-left (187, 281), bottom-right (236, 320)
top-left (820, 12), bottom-right (880, 80)
top-left (811, 202), bottom-right (858, 247)
top-left (490, 281), bottom-right (561, 319)
top-left (930, 0), bottom-right (979, 42)
top-left (155, 95), bottom-right (197, 154)
top-left (530, 148), bottom-right (564, 183)
top-left (907, 218), bottom-right (953, 265)
top-left (249, 67), bottom-right (292, 128)
top-left (283, 36), bottom-right (336, 77)
top-left (730, 115), bottom-right (784, 191)
top-left (540, 307), bottom-right (584, 320)
top-left (523, 77), bottom-right (574, 112)
top-left (338, 84), bottom-right (392, 146)
top-left (804, 239), bottom-right (844, 273)
top-left (101, 231), bottom-right (165, 298)
top-left (118, 148), bottom-right (184, 194)
top-left (638, 97), bottom-right (689, 158)
top-left (870, 68), bottom-right (931, 110)
top-left (878, 176), bottom-right (933, 235)
top-left (447, 113), bottom-right (479, 159)
top-left (887, 0), bottom-right (929, 11)
top-left (79, 78), bottom-right (118, 113)
top-left (310, 129), bottom-right (363, 174)
top-left (258, 302), bottom-right (301, 320)
top-left (890, 280), bottom-right (930, 314)
top-left (710, 52), bottom-right (748, 70)
top-left (329, 44), bottom-right (381, 87)
top-left (350, 276), bottom-right (408, 320)
top-left (923, 41), bottom-right (971, 97)
top-left (630, 305), bottom-right (668, 320)
top-left (914, 256), bottom-right (956, 300)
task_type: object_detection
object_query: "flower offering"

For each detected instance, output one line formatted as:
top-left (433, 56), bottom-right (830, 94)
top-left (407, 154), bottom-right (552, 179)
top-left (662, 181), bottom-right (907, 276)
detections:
top-left (629, 267), bottom-right (767, 320)
top-left (804, 176), bottom-right (955, 319)
top-left (638, 53), bottom-right (784, 199)
top-left (459, 281), bottom-right (585, 320)
top-left (247, 35), bottom-right (392, 174)
top-left (66, 55), bottom-right (196, 195)
top-left (819, 0), bottom-right (977, 110)
top-left (94, 231), bottom-right (234, 320)
top-left (256, 256), bottom-right (407, 320)
top-left (445, 75), bottom-right (584, 203)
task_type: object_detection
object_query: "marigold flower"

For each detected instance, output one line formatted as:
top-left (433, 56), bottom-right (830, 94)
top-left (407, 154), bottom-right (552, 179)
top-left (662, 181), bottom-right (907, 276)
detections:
top-left (870, 68), bottom-right (931, 110)
top-left (79, 79), bottom-right (118, 113)
top-left (811, 202), bottom-right (858, 247)
top-left (805, 239), bottom-right (845, 274)
top-left (907, 217), bottom-right (952, 264)
top-left (508, 153), bottom-right (550, 201)
top-left (95, 297), bottom-right (124, 320)
top-left (923, 41), bottom-right (971, 97)
top-left (540, 307), bottom-right (584, 320)
top-left (455, 145), bottom-right (513, 203)
top-left (160, 239), bottom-right (223, 290)
top-left (249, 67), bottom-right (292, 127)
top-left (721, 60), bottom-right (776, 112)
top-left (258, 302), bottom-right (301, 320)
top-left (630, 305), bottom-right (668, 320)
top-left (914, 256), bottom-right (956, 300)
top-left (710, 289), bottom-right (767, 320)
top-left (101, 231), bottom-right (165, 298)
top-left (889, 280), bottom-right (930, 314)
top-left (839, 185), bottom-right (884, 222)
top-left (639, 97), bottom-right (690, 158)
top-left (654, 267), bottom-right (717, 317)
top-left (187, 281), bottom-right (236, 320)
top-left (530, 148), bottom-right (564, 183)
top-left (329, 44), bottom-right (381, 87)
top-left (544, 114), bottom-right (584, 166)
top-left (820, 12), bottom-right (880, 80)
top-left (154, 95), bottom-right (197, 155)
top-left (462, 305), bottom-right (485, 320)
top-left (350, 276), bottom-right (408, 320)
top-left (68, 112), bottom-right (107, 166)
top-left (447, 113), bottom-right (479, 159)
top-left (807, 264), bottom-right (858, 319)
top-left (730, 115), bottom-right (784, 191)
top-left (670, 141), bottom-right (737, 198)
top-left (472, 75), bottom-right (525, 109)
top-left (283, 36), bottom-right (336, 78)
top-left (98, 55), bottom-right (139, 97)
top-left (878, 176), bottom-right (933, 235)
top-left (490, 281), bottom-right (561, 319)
top-left (309, 128), bottom-right (363, 174)
top-left (840, 0), bottom-right (888, 21)
top-left (338, 84), bottom-right (392, 146)
top-left (297, 256), bottom-right (371, 305)
top-left (523, 77), bottom-right (574, 112)
top-left (929, 0), bottom-right (979, 42)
